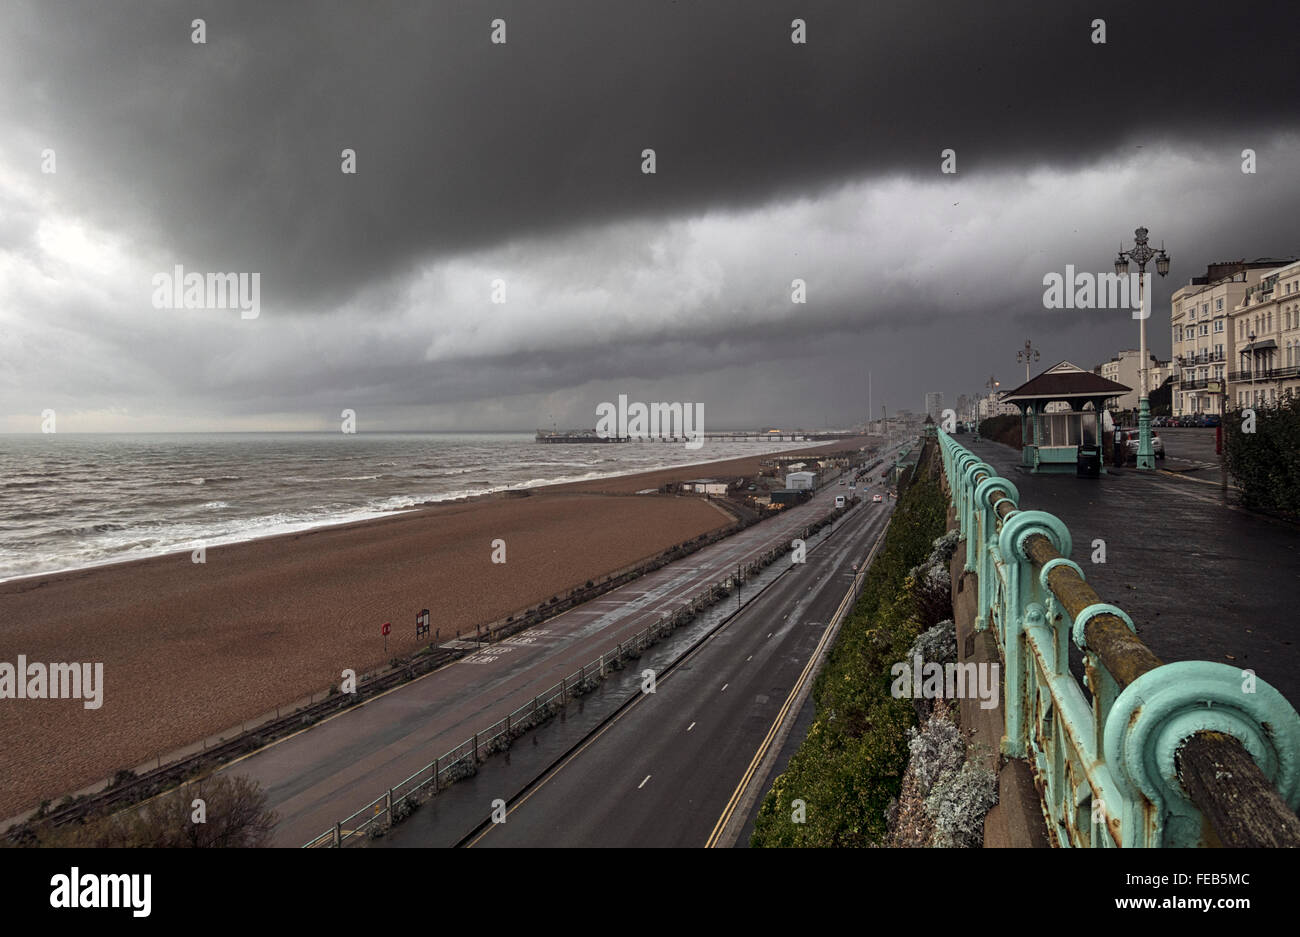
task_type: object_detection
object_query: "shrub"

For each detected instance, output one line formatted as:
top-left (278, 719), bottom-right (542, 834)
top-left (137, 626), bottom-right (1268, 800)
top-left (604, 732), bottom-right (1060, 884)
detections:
top-left (28, 775), bottom-right (277, 848)
top-left (1224, 397), bottom-right (1300, 520)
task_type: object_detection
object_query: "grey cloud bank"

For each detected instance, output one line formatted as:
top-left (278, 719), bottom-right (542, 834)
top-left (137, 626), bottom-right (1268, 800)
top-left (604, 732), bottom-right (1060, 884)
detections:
top-left (1, 1), bottom-right (1298, 430)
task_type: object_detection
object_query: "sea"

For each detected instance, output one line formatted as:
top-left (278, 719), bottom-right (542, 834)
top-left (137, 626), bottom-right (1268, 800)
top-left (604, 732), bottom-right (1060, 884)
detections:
top-left (0, 432), bottom-right (819, 582)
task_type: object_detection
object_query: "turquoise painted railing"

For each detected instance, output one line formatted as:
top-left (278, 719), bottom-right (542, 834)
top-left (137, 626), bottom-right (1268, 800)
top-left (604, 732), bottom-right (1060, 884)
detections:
top-left (933, 425), bottom-right (1300, 847)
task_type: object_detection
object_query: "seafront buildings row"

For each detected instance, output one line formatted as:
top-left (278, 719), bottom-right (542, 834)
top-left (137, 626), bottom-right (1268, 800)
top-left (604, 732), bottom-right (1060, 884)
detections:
top-left (1085, 259), bottom-right (1300, 419)
top-left (972, 257), bottom-right (1300, 424)
top-left (1168, 258), bottom-right (1300, 416)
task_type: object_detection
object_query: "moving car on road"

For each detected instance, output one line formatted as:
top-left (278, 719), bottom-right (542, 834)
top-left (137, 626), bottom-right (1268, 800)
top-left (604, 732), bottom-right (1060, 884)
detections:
top-left (872, 493), bottom-right (883, 503)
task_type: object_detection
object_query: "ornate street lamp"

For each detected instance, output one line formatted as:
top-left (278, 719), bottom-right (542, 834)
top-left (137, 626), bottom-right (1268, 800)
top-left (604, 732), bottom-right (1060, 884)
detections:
top-left (1114, 227), bottom-right (1171, 470)
top-left (1017, 339), bottom-right (1040, 382)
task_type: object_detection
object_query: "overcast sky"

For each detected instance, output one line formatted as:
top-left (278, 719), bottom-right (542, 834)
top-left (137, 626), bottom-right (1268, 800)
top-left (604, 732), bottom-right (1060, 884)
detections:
top-left (2, 1), bottom-right (1298, 432)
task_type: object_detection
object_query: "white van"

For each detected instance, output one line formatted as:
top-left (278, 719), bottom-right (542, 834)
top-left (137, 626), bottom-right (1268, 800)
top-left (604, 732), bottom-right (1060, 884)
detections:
top-left (834, 495), bottom-right (846, 508)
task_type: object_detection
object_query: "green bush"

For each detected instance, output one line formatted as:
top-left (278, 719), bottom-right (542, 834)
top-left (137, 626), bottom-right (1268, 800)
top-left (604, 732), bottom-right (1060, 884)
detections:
top-left (977, 414), bottom-right (1021, 448)
top-left (1224, 397), bottom-right (1300, 520)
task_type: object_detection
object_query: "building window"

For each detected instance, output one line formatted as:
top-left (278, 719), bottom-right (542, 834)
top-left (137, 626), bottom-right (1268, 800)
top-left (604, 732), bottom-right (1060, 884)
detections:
top-left (1199, 323), bottom-right (1209, 336)
top-left (1214, 320), bottom-right (1224, 333)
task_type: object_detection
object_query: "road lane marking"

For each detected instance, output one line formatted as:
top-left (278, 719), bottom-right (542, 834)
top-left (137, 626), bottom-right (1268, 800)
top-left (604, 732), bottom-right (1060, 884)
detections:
top-left (746, 655), bottom-right (752, 661)
top-left (721, 683), bottom-right (728, 692)
top-left (638, 775), bottom-right (651, 789)
top-left (705, 520), bottom-right (889, 848)
top-left (461, 491), bottom-right (882, 847)
top-left (687, 722), bottom-right (695, 732)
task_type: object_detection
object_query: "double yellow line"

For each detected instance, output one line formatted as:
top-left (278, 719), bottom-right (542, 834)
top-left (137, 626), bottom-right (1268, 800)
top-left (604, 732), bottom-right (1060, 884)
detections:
top-left (703, 521), bottom-right (888, 847)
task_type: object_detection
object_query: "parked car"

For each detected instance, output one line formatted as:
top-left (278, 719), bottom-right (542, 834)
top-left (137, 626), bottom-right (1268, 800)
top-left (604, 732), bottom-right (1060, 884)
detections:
top-left (1119, 429), bottom-right (1165, 459)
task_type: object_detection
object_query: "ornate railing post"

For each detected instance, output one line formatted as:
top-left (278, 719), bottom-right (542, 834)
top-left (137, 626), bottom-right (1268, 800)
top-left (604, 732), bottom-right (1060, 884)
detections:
top-left (1104, 661), bottom-right (1300, 847)
top-left (995, 510), bottom-right (1070, 756)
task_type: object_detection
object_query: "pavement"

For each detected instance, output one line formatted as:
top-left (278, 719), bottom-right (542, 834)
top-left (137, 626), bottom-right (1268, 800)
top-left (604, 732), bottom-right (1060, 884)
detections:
top-left (956, 435), bottom-right (1300, 707)
top-left (1150, 426), bottom-right (1226, 473)
top-left (216, 455), bottom-right (897, 846)
top-left (388, 486), bottom-right (895, 847)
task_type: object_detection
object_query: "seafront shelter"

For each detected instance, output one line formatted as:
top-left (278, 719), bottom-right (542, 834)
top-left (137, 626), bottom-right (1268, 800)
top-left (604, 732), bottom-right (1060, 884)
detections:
top-left (1000, 361), bottom-right (1130, 474)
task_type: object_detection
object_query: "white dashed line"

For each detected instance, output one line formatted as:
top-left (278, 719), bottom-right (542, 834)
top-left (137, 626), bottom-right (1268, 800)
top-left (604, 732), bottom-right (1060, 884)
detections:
top-left (687, 722), bottom-right (695, 732)
top-left (746, 655), bottom-right (752, 661)
top-left (721, 683), bottom-right (729, 692)
top-left (638, 775), bottom-right (652, 789)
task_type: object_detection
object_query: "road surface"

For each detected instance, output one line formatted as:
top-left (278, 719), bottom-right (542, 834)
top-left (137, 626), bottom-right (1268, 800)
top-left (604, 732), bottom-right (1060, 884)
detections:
top-left (446, 487), bottom-right (894, 847)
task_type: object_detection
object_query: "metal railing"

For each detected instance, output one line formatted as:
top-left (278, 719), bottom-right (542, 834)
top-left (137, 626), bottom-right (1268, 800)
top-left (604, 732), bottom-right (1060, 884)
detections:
top-left (302, 501), bottom-right (858, 847)
top-left (935, 425), bottom-right (1300, 847)
top-left (1226, 366), bottom-right (1300, 383)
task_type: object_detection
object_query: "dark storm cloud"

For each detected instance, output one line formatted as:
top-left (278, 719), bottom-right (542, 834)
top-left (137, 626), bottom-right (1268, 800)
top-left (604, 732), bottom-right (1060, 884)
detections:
top-left (4, 0), bottom-right (1298, 310)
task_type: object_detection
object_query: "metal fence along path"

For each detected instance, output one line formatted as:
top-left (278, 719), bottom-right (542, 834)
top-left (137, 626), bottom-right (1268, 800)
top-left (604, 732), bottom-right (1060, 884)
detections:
top-left (935, 425), bottom-right (1300, 847)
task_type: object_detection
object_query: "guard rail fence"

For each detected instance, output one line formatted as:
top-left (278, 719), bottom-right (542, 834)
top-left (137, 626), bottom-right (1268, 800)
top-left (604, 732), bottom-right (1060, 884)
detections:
top-left (934, 424), bottom-right (1300, 847)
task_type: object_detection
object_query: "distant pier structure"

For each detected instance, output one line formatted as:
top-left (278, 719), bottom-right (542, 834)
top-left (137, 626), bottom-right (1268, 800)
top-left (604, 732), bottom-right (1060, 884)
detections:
top-left (534, 429), bottom-right (626, 443)
top-left (535, 429), bottom-right (859, 443)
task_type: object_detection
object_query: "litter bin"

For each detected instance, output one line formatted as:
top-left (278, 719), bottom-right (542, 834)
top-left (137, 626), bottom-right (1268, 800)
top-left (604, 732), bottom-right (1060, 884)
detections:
top-left (1077, 444), bottom-right (1101, 478)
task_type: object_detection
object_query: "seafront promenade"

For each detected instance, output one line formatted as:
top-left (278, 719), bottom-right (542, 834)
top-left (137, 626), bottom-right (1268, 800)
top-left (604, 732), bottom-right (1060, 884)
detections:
top-left (960, 435), bottom-right (1300, 704)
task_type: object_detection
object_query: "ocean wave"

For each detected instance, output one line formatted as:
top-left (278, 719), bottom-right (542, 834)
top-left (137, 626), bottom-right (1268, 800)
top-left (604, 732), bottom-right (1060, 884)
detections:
top-left (282, 474), bottom-right (383, 483)
top-left (51, 522), bottom-right (130, 536)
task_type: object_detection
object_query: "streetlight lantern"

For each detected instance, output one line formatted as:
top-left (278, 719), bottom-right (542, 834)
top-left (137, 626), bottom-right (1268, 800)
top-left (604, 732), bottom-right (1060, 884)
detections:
top-left (1115, 225), bottom-right (1171, 471)
top-left (1017, 339), bottom-right (1040, 382)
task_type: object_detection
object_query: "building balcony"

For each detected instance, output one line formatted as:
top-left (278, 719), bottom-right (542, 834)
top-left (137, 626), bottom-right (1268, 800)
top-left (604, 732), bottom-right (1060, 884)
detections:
top-left (1175, 352), bottom-right (1224, 366)
top-left (1227, 366), bottom-right (1300, 383)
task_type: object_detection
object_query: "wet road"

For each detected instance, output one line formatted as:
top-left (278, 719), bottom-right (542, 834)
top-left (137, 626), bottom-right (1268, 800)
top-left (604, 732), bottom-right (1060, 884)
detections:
top-left (382, 480), bottom-right (895, 847)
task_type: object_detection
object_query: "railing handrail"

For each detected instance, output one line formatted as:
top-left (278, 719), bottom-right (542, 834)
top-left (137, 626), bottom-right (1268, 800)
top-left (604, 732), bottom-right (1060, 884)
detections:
top-left (932, 425), bottom-right (1300, 847)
